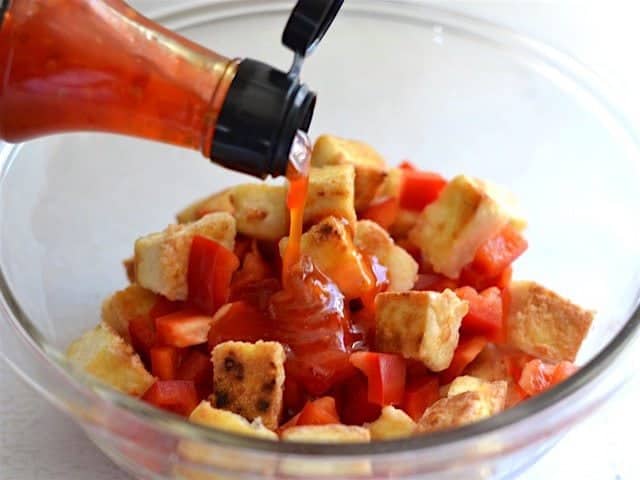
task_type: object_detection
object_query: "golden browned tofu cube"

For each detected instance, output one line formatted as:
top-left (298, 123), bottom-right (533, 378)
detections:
top-left (304, 164), bottom-right (357, 227)
top-left (366, 406), bottom-right (416, 440)
top-left (354, 220), bottom-right (418, 292)
top-left (416, 390), bottom-right (497, 434)
top-left (66, 323), bottom-right (154, 396)
top-left (101, 284), bottom-right (157, 343)
top-left (189, 401), bottom-right (277, 439)
top-left (281, 425), bottom-right (371, 443)
top-left (409, 175), bottom-right (525, 278)
top-left (176, 188), bottom-right (234, 224)
top-left (505, 281), bottom-right (593, 362)
top-left (229, 184), bottom-right (288, 241)
top-left (296, 216), bottom-right (373, 299)
top-left (134, 212), bottom-right (236, 301)
top-left (311, 135), bottom-right (387, 211)
top-left (211, 341), bottom-right (285, 430)
top-left (375, 290), bottom-right (468, 371)
top-left (446, 376), bottom-right (507, 415)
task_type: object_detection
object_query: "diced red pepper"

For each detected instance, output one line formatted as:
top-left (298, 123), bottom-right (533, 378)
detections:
top-left (472, 225), bottom-right (528, 278)
top-left (455, 286), bottom-right (503, 341)
top-left (350, 352), bottom-right (406, 406)
top-left (399, 170), bottom-right (447, 211)
top-left (207, 301), bottom-right (268, 350)
top-left (413, 273), bottom-right (458, 292)
top-left (150, 346), bottom-right (181, 380)
top-left (156, 309), bottom-right (213, 348)
top-left (401, 375), bottom-right (440, 422)
top-left (176, 349), bottom-right (212, 388)
top-left (141, 380), bottom-right (199, 416)
top-left (283, 376), bottom-right (308, 418)
top-left (338, 374), bottom-right (381, 425)
top-left (440, 336), bottom-right (487, 384)
top-left (360, 197), bottom-right (399, 230)
top-left (296, 397), bottom-right (340, 427)
top-left (187, 235), bottom-right (240, 315)
top-left (518, 359), bottom-right (578, 396)
top-left (129, 315), bottom-right (156, 363)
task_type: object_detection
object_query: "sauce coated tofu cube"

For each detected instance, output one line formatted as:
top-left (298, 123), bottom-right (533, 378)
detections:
top-left (304, 164), bottom-right (357, 227)
top-left (366, 406), bottom-right (416, 440)
top-left (354, 220), bottom-right (418, 292)
top-left (375, 290), bottom-right (469, 371)
top-left (229, 184), bottom-right (288, 241)
top-left (134, 212), bottom-right (236, 301)
top-left (211, 341), bottom-right (285, 430)
top-left (505, 281), bottom-right (593, 362)
top-left (176, 188), bottom-right (234, 224)
top-left (281, 425), bottom-right (371, 443)
top-left (66, 323), bottom-right (154, 396)
top-left (311, 134), bottom-right (387, 211)
top-left (409, 175), bottom-right (525, 278)
top-left (101, 284), bottom-right (157, 343)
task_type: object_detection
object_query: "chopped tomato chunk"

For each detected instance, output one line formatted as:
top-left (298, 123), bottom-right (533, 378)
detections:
top-left (296, 397), bottom-right (340, 426)
top-left (518, 359), bottom-right (578, 396)
top-left (473, 224), bottom-right (528, 278)
top-left (361, 197), bottom-right (399, 230)
top-left (455, 286), bottom-right (503, 341)
top-left (350, 352), bottom-right (406, 406)
top-left (440, 336), bottom-right (487, 384)
top-left (150, 346), bottom-right (180, 380)
top-left (142, 380), bottom-right (199, 416)
top-left (399, 169), bottom-right (447, 211)
top-left (187, 235), bottom-right (239, 315)
top-left (156, 309), bottom-right (212, 347)
top-left (338, 374), bottom-right (381, 425)
top-left (413, 273), bottom-right (458, 292)
top-left (401, 375), bottom-right (440, 422)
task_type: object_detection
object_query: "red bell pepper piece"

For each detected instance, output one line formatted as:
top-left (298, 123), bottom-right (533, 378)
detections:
top-left (129, 315), bottom-right (156, 363)
top-left (148, 296), bottom-right (182, 320)
top-left (455, 286), bottom-right (503, 341)
top-left (440, 336), bottom-right (487, 384)
top-left (360, 197), bottom-right (399, 230)
top-left (338, 374), bottom-right (381, 425)
top-left (207, 301), bottom-right (268, 350)
top-left (141, 380), bottom-right (199, 416)
top-left (150, 346), bottom-right (181, 380)
top-left (176, 349), bottom-right (212, 387)
top-left (187, 235), bottom-right (240, 315)
top-left (472, 224), bottom-right (527, 278)
top-left (399, 169), bottom-right (447, 211)
top-left (401, 375), bottom-right (440, 422)
top-left (156, 309), bottom-right (213, 348)
top-left (296, 397), bottom-right (340, 427)
top-left (350, 352), bottom-right (406, 406)
top-left (518, 359), bottom-right (578, 396)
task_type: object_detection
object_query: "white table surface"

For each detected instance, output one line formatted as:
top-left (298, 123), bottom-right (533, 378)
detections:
top-left (2, 1), bottom-right (640, 479)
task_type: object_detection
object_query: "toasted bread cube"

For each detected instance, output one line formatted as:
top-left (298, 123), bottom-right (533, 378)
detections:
top-left (354, 220), bottom-right (418, 292)
top-left (101, 285), bottom-right (157, 343)
top-left (311, 135), bottom-right (387, 211)
top-left (282, 425), bottom-right (371, 443)
top-left (505, 281), bottom-right (593, 362)
top-left (189, 401), bottom-right (277, 439)
top-left (416, 389), bottom-right (498, 434)
top-left (409, 175), bottom-right (525, 278)
top-left (229, 184), bottom-right (288, 241)
top-left (446, 376), bottom-right (507, 415)
top-left (366, 406), bottom-right (416, 440)
top-left (176, 189), bottom-right (234, 224)
top-left (292, 216), bottom-right (372, 299)
top-left (134, 212), bottom-right (235, 301)
top-left (375, 290), bottom-right (468, 371)
top-left (463, 343), bottom-right (509, 382)
top-left (211, 341), bottom-right (285, 430)
top-left (304, 165), bottom-right (357, 227)
top-left (66, 323), bottom-right (154, 396)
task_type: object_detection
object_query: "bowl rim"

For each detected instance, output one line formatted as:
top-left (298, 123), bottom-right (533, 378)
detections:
top-left (2, 0), bottom-right (640, 457)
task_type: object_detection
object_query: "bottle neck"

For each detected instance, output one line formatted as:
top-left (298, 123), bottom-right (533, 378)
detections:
top-left (0, 0), bottom-right (237, 154)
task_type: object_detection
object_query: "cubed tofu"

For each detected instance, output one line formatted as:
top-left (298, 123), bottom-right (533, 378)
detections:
top-left (189, 400), bottom-right (277, 439)
top-left (211, 341), bottom-right (285, 430)
top-left (354, 220), bottom-right (418, 292)
top-left (446, 376), bottom-right (507, 415)
top-left (280, 216), bottom-right (372, 299)
top-left (505, 281), bottom-right (593, 362)
top-left (416, 390), bottom-right (497, 434)
top-left (304, 165), bottom-right (357, 227)
top-left (176, 188), bottom-right (234, 224)
top-left (66, 323), bottom-right (154, 396)
top-left (101, 284), bottom-right (157, 343)
top-left (281, 425), bottom-right (371, 443)
top-left (134, 212), bottom-right (236, 301)
top-left (365, 406), bottom-right (416, 440)
top-left (311, 135), bottom-right (387, 211)
top-left (375, 290), bottom-right (468, 371)
top-left (408, 175), bottom-right (525, 278)
top-left (229, 184), bottom-right (288, 241)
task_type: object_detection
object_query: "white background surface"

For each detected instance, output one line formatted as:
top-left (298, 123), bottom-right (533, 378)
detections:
top-left (2, 1), bottom-right (640, 479)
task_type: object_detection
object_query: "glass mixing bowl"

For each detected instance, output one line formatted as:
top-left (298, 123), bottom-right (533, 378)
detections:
top-left (2, 1), bottom-right (640, 478)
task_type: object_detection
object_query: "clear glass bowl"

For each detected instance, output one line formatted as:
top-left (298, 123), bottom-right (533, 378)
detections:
top-left (2, 1), bottom-right (640, 478)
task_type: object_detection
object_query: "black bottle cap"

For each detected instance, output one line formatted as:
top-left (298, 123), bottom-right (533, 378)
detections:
top-left (209, 0), bottom-right (342, 178)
